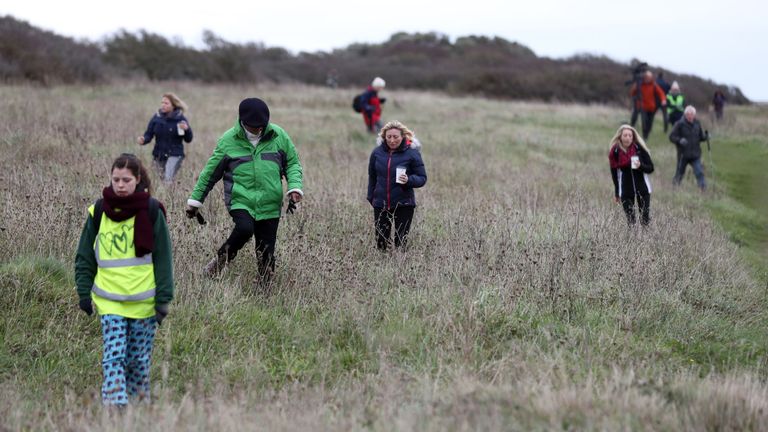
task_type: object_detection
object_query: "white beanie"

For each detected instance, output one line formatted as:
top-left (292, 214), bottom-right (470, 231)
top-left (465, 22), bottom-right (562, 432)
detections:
top-left (671, 81), bottom-right (680, 91)
top-left (372, 77), bottom-right (386, 88)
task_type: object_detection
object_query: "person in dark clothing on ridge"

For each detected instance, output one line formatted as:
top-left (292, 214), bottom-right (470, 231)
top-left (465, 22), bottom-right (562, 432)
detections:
top-left (630, 71), bottom-right (667, 140)
top-left (656, 72), bottom-right (671, 132)
top-left (669, 105), bottom-right (709, 191)
top-left (138, 93), bottom-right (193, 183)
top-left (361, 77), bottom-right (386, 134)
top-left (712, 90), bottom-right (727, 120)
top-left (608, 124), bottom-right (655, 225)
top-left (367, 120), bottom-right (427, 250)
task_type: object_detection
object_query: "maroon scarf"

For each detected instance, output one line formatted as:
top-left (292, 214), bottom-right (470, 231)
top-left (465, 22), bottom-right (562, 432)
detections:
top-left (609, 143), bottom-right (637, 169)
top-left (101, 187), bottom-right (166, 257)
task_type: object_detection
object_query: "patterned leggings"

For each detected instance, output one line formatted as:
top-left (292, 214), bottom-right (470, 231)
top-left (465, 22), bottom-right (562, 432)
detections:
top-left (100, 314), bottom-right (156, 405)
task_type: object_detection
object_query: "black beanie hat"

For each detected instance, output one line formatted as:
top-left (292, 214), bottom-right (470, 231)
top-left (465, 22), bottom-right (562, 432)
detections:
top-left (239, 98), bottom-right (270, 128)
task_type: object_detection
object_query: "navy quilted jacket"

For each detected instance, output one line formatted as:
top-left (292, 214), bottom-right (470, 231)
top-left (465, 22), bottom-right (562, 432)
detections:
top-left (367, 139), bottom-right (427, 209)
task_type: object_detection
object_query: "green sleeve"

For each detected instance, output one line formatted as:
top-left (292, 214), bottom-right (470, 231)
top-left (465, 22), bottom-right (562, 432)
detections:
top-left (190, 141), bottom-right (228, 203)
top-left (282, 135), bottom-right (303, 192)
top-left (152, 212), bottom-right (174, 304)
top-left (74, 215), bottom-right (97, 301)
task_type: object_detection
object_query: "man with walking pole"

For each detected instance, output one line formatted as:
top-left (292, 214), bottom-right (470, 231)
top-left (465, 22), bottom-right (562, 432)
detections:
top-left (669, 105), bottom-right (709, 191)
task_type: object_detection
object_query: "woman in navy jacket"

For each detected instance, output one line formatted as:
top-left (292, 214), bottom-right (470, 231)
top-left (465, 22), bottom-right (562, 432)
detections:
top-left (137, 93), bottom-right (193, 183)
top-left (367, 121), bottom-right (427, 250)
top-left (608, 124), bottom-right (654, 225)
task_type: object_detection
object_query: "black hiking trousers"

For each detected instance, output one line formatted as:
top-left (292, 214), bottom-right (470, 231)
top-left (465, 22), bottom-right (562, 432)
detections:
top-left (640, 110), bottom-right (656, 140)
top-left (218, 210), bottom-right (280, 273)
top-left (374, 206), bottom-right (415, 250)
top-left (621, 193), bottom-right (651, 226)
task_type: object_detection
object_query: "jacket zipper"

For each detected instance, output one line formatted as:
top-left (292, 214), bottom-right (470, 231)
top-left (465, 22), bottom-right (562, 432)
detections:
top-left (386, 150), bottom-right (392, 209)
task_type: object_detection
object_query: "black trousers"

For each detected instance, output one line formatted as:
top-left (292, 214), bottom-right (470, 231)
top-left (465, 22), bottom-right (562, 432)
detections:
top-left (640, 110), bottom-right (656, 139)
top-left (218, 210), bottom-right (279, 272)
top-left (621, 193), bottom-right (650, 226)
top-left (374, 206), bottom-right (415, 250)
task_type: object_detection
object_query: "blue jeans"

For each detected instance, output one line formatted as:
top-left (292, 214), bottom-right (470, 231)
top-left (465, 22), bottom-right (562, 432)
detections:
top-left (100, 314), bottom-right (156, 405)
top-left (673, 155), bottom-right (707, 190)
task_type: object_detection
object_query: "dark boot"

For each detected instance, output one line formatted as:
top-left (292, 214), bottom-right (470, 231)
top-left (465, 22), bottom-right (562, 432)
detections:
top-left (203, 253), bottom-right (228, 278)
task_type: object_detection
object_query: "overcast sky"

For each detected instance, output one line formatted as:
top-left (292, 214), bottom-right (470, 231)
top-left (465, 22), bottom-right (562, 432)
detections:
top-left (3, 0), bottom-right (766, 100)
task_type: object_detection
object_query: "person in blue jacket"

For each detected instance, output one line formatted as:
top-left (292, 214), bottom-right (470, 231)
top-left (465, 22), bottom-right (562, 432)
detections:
top-left (137, 93), bottom-right (193, 183)
top-left (367, 120), bottom-right (427, 250)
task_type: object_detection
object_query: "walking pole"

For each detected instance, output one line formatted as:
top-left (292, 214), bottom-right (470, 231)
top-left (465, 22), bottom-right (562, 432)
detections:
top-left (706, 130), bottom-right (715, 192)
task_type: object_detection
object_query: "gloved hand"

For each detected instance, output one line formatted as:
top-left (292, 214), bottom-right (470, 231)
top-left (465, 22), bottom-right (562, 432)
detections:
top-left (379, 97), bottom-right (387, 104)
top-left (79, 298), bottom-right (93, 316)
top-left (185, 205), bottom-right (199, 219)
top-left (155, 303), bottom-right (169, 325)
top-left (679, 138), bottom-right (688, 146)
top-left (704, 130), bottom-right (710, 140)
top-left (286, 198), bottom-right (297, 214)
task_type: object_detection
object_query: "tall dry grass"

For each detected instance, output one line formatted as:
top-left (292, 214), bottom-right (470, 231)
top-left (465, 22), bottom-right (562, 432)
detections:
top-left (1, 81), bottom-right (766, 430)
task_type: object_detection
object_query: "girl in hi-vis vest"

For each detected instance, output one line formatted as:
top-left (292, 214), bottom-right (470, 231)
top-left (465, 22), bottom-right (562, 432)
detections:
top-left (75, 153), bottom-right (173, 406)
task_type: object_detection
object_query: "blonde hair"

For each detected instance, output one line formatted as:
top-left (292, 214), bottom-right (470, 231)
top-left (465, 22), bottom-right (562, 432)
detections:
top-left (162, 92), bottom-right (188, 113)
top-left (609, 125), bottom-right (649, 154)
top-left (379, 120), bottom-right (414, 142)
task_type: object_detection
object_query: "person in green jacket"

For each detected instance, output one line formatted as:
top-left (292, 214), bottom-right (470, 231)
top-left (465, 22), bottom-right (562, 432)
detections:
top-left (186, 98), bottom-right (304, 283)
top-left (75, 153), bottom-right (174, 406)
top-left (667, 81), bottom-right (686, 126)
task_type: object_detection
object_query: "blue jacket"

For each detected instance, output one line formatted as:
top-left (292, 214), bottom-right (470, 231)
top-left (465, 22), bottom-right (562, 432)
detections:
top-left (367, 139), bottom-right (427, 209)
top-left (142, 109), bottom-right (193, 159)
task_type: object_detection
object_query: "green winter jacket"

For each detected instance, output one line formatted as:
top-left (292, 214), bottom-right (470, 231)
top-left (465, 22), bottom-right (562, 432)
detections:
top-left (189, 121), bottom-right (303, 221)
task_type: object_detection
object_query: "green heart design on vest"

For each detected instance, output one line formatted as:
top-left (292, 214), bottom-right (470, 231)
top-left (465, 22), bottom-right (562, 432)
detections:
top-left (99, 232), bottom-right (114, 256)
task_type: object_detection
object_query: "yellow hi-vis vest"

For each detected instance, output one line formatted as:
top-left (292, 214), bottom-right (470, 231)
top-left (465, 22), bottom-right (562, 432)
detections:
top-left (667, 94), bottom-right (685, 115)
top-left (89, 205), bottom-right (156, 319)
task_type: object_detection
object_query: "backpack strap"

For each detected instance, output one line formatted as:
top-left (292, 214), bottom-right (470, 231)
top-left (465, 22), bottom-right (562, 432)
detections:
top-left (93, 198), bottom-right (104, 232)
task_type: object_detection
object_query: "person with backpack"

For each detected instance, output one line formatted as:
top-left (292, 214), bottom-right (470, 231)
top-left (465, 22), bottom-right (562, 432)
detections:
top-left (75, 153), bottom-right (173, 406)
top-left (666, 81), bottom-right (686, 126)
top-left (656, 72), bottom-right (671, 132)
top-left (669, 105), bottom-right (709, 191)
top-left (367, 120), bottom-right (427, 250)
top-left (358, 77), bottom-right (386, 134)
top-left (608, 125), bottom-right (655, 225)
top-left (629, 71), bottom-right (667, 140)
top-left (137, 93), bottom-right (193, 183)
top-left (185, 98), bottom-right (303, 284)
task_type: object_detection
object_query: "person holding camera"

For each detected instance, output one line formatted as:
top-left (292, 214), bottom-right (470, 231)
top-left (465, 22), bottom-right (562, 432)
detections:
top-left (609, 125), bottom-right (654, 225)
top-left (669, 105), bottom-right (708, 191)
top-left (630, 71), bottom-right (667, 140)
top-left (186, 98), bottom-right (304, 284)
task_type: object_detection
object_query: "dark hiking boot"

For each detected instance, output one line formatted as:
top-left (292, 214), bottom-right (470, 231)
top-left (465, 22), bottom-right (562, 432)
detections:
top-left (203, 254), bottom-right (228, 278)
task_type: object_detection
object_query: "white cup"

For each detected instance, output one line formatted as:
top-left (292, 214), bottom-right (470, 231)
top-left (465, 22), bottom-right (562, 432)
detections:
top-left (631, 155), bottom-right (640, 169)
top-left (177, 123), bottom-right (185, 136)
top-left (395, 167), bottom-right (407, 184)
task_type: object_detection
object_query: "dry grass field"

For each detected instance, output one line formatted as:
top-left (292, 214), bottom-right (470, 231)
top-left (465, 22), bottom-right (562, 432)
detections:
top-left (1, 81), bottom-right (767, 430)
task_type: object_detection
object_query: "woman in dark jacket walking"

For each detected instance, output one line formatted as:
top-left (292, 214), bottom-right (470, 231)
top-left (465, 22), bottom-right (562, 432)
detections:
top-left (367, 120), bottom-right (427, 250)
top-left (608, 125), bottom-right (654, 225)
top-left (138, 93), bottom-right (193, 183)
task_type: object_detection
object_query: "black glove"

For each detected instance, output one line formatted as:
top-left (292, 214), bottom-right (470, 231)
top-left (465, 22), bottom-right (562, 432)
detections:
top-left (286, 198), bottom-right (297, 214)
top-left (79, 298), bottom-right (93, 316)
top-left (704, 130), bottom-right (710, 140)
top-left (155, 303), bottom-right (169, 326)
top-left (185, 206), bottom-right (199, 219)
top-left (379, 97), bottom-right (387, 104)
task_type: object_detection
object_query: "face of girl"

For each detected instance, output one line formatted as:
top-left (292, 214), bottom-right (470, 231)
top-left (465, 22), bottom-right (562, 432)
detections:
top-left (160, 97), bottom-right (173, 113)
top-left (111, 167), bottom-right (139, 197)
top-left (620, 129), bottom-right (634, 147)
top-left (384, 128), bottom-right (402, 150)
